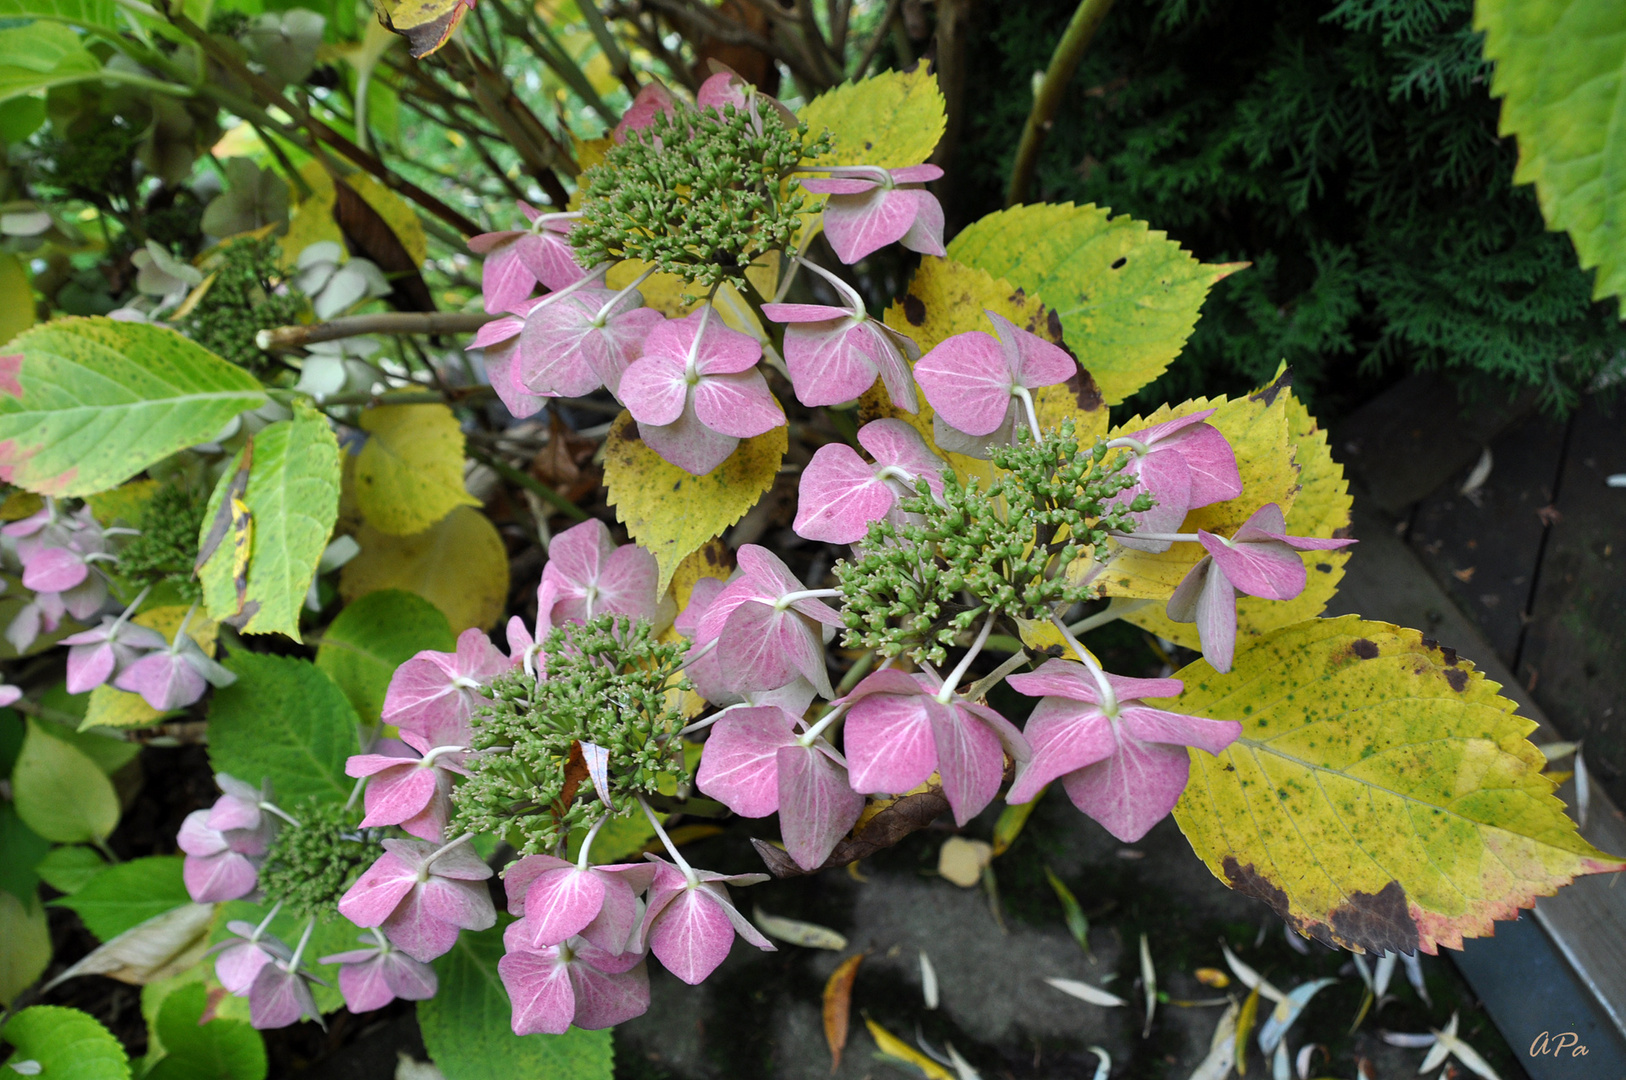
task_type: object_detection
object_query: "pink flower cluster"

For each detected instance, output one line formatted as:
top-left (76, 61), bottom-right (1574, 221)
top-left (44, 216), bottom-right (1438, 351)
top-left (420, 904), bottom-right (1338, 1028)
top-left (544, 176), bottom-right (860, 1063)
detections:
top-left (179, 774), bottom-right (275, 903)
top-left (3, 503), bottom-right (121, 652)
top-left (465, 77), bottom-right (953, 473)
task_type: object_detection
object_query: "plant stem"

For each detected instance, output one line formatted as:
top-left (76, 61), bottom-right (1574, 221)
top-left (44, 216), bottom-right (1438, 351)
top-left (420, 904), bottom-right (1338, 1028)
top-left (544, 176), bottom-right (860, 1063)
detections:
top-left (638, 796), bottom-right (696, 882)
top-left (1005, 0), bottom-right (1118, 208)
top-left (936, 610), bottom-right (995, 703)
top-left (576, 814), bottom-right (608, 870)
top-left (257, 312), bottom-right (497, 352)
top-left (1049, 611), bottom-right (1117, 715)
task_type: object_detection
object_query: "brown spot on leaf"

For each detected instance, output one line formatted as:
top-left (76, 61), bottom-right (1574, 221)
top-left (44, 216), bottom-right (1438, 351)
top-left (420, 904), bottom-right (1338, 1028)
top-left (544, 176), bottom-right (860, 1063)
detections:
top-left (1315, 562), bottom-right (1332, 573)
top-left (1065, 369), bottom-right (1103, 412)
top-left (903, 294), bottom-right (926, 326)
top-left (1110, 256), bottom-right (1127, 270)
top-left (1047, 308), bottom-right (1064, 343)
top-left (617, 421), bottom-right (642, 442)
top-left (1351, 638), bottom-right (1380, 660)
top-left (1444, 668), bottom-right (1468, 692)
top-left (1327, 881), bottom-right (1419, 955)
top-left (1249, 368), bottom-right (1294, 407)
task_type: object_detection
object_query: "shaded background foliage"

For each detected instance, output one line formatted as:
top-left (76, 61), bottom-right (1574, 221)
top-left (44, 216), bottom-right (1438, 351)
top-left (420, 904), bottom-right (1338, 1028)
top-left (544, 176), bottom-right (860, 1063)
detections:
top-left (953, 0), bottom-right (1626, 418)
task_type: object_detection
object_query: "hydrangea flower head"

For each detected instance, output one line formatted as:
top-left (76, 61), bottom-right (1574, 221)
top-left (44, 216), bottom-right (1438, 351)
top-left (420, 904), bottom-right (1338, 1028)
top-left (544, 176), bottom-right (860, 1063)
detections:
top-left (539, 518), bottom-right (660, 626)
top-left (800, 164), bottom-right (946, 264)
top-left (913, 310), bottom-right (1077, 457)
top-left (381, 628), bottom-right (508, 749)
top-left (793, 419), bottom-right (945, 544)
top-left (694, 545), bottom-right (842, 698)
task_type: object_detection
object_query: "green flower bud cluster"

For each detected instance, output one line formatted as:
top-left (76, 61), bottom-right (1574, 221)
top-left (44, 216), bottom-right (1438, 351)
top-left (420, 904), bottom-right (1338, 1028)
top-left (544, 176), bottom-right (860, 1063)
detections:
top-left (181, 236), bottom-right (305, 374)
top-left (836, 420), bottom-right (1147, 664)
top-left (117, 481), bottom-right (206, 601)
top-left (450, 615), bottom-right (690, 855)
top-left (570, 102), bottom-right (830, 291)
top-left (256, 800), bottom-right (379, 920)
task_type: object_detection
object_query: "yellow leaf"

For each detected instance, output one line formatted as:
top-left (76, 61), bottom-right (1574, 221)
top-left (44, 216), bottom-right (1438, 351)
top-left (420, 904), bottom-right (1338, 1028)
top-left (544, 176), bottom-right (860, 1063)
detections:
top-left (947, 202), bottom-right (1245, 405)
top-left (1091, 370), bottom-right (1298, 601)
top-left (1167, 615), bottom-right (1626, 955)
top-left (1234, 983), bottom-right (1262, 1075)
top-left (340, 505), bottom-right (510, 632)
top-left (355, 402), bottom-right (478, 535)
top-left (606, 259), bottom-right (692, 319)
top-left (1123, 368), bottom-right (1352, 648)
top-left (864, 1018), bottom-right (954, 1080)
top-left (82, 606), bottom-right (220, 730)
top-left (0, 490), bottom-right (43, 522)
top-left (0, 252), bottom-right (36, 349)
top-left (603, 410), bottom-right (786, 594)
top-left (368, 0), bottom-right (471, 59)
top-left (799, 68), bottom-right (945, 170)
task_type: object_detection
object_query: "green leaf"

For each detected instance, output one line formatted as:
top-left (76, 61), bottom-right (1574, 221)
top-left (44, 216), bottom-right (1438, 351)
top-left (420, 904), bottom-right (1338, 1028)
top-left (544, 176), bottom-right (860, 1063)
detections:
top-left (31, 707), bottom-right (142, 773)
top-left (0, 23), bottom-right (101, 104)
top-left (199, 402), bottom-right (340, 640)
top-left (0, 91), bottom-right (45, 144)
top-left (798, 67), bottom-right (945, 169)
top-left (418, 923), bottom-right (614, 1080)
top-left (50, 856), bottom-right (189, 941)
top-left (207, 652), bottom-right (361, 805)
top-left (1476, 0), bottom-right (1626, 306)
top-left (946, 203), bottom-right (1244, 405)
top-left (603, 409), bottom-right (786, 594)
top-left (1167, 615), bottom-right (1626, 954)
top-left (0, 252), bottom-right (35, 349)
top-left (0, 890), bottom-right (51, 1006)
top-left (0, 0), bottom-right (122, 35)
top-left (35, 844), bottom-right (108, 895)
top-left (354, 402), bottom-right (478, 535)
top-left (1043, 865), bottom-right (1090, 953)
top-left (2, 1005), bottom-right (131, 1079)
top-left (0, 317), bottom-right (267, 497)
top-left (145, 983), bottom-right (267, 1080)
top-left (0, 802), bottom-right (50, 903)
top-left (11, 718), bottom-right (119, 842)
top-left (315, 589), bottom-right (454, 725)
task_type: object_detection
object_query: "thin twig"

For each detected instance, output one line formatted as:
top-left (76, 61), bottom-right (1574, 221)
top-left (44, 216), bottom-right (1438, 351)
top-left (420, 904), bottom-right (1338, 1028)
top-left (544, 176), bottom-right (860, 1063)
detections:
top-left (853, 0), bottom-right (903, 79)
top-left (1005, 0), bottom-right (1117, 207)
top-left (257, 312), bottom-right (497, 351)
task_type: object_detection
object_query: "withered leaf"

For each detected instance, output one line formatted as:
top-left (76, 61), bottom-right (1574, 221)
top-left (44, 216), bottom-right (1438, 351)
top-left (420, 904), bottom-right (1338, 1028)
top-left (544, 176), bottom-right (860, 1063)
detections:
top-left (822, 952), bottom-right (865, 1073)
top-left (754, 787), bottom-right (950, 878)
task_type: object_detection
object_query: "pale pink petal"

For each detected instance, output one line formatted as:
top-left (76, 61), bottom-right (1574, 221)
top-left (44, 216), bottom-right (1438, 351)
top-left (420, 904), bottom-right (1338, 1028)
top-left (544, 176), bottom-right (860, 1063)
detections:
top-left (64, 642), bottom-right (116, 695)
top-left (177, 810), bottom-right (227, 857)
top-left (569, 959), bottom-right (650, 1029)
top-left (21, 546), bottom-right (87, 593)
top-left (760, 303), bottom-right (849, 323)
top-left (776, 743), bottom-right (864, 872)
top-left (1119, 706), bottom-right (1241, 757)
top-left (216, 940), bottom-right (279, 995)
top-left (1199, 530), bottom-right (1306, 601)
top-left (381, 889), bottom-right (465, 962)
top-left (856, 419), bottom-right (945, 495)
top-left (1154, 421), bottom-right (1242, 507)
top-left (654, 308), bottom-right (761, 375)
top-left (578, 873), bottom-right (641, 955)
top-left (697, 70), bottom-right (747, 113)
top-left (613, 81), bottom-right (678, 142)
top-left (696, 706), bottom-right (798, 817)
top-left (503, 854), bottom-right (574, 915)
top-left (929, 702), bottom-right (1006, 826)
top-left (914, 331), bottom-right (1015, 436)
top-left (336, 953), bottom-right (398, 1013)
top-left (798, 177), bottom-right (878, 196)
top-left (499, 947), bottom-right (576, 1035)
top-left (419, 875), bottom-right (497, 931)
top-left (521, 867), bottom-right (608, 947)
top-left (821, 187), bottom-right (922, 263)
top-left (891, 165), bottom-right (944, 183)
top-left (1006, 659), bottom-right (1183, 705)
top-left (691, 370), bottom-right (784, 438)
top-left (114, 652), bottom-right (206, 711)
top-left (780, 318), bottom-right (885, 407)
top-left (248, 964), bottom-right (320, 1029)
top-left (985, 310), bottom-right (1076, 388)
top-left (338, 851), bottom-right (419, 927)
top-left (514, 230), bottom-right (587, 292)
top-left (477, 241), bottom-right (538, 314)
top-left (360, 765), bottom-right (440, 830)
top-left (381, 949), bottom-right (438, 1000)
top-left (620, 354), bottom-right (691, 427)
top-left (718, 602), bottom-right (831, 697)
top-left (648, 887), bottom-right (736, 985)
top-left (895, 188), bottom-right (946, 256)
top-left (483, 338), bottom-right (552, 420)
top-left (1194, 560), bottom-right (1237, 673)
top-left (518, 294), bottom-right (608, 398)
top-left (843, 684), bottom-right (938, 795)
top-left (637, 401), bottom-right (741, 476)
top-left (792, 442), bottom-right (897, 544)
top-left (184, 850), bottom-right (259, 902)
top-left (1111, 451), bottom-right (1192, 552)
top-left (1061, 732), bottom-right (1194, 843)
top-left (1005, 699), bottom-right (1115, 804)
top-left (595, 544), bottom-right (660, 622)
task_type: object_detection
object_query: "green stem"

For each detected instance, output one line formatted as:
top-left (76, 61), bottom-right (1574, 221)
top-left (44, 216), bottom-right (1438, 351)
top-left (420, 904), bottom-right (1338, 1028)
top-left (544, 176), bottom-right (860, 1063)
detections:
top-left (466, 445), bottom-right (590, 522)
top-left (1005, 0), bottom-right (1117, 208)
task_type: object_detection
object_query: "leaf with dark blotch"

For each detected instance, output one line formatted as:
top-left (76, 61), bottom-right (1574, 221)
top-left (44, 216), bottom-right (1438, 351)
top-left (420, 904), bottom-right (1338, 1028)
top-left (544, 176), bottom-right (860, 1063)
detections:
top-left (753, 787), bottom-right (950, 878)
top-left (330, 176), bottom-right (434, 312)
top-left (556, 740), bottom-right (588, 818)
top-left (823, 953), bottom-right (864, 1073)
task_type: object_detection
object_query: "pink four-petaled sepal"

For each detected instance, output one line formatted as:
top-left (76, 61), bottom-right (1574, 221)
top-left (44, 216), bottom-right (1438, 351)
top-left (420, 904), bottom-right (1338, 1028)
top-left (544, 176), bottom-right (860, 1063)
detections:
top-left (694, 705), bottom-right (865, 871)
top-left (177, 780), bottom-right (275, 903)
top-left (693, 545), bottom-right (842, 698)
top-left (619, 309), bottom-right (784, 476)
top-left (247, 960), bottom-right (324, 1030)
top-left (518, 287), bottom-right (663, 399)
top-left (792, 418), bottom-right (945, 544)
top-left (636, 859), bottom-right (773, 985)
top-left (759, 300), bottom-right (918, 411)
top-left (539, 518), bottom-right (660, 627)
top-left (503, 854), bottom-right (656, 955)
top-left (498, 924), bottom-right (651, 1035)
top-left (336, 838), bottom-right (496, 963)
top-left (58, 616), bottom-right (166, 695)
top-left (1166, 503), bottom-right (1357, 673)
top-left (318, 936), bottom-right (439, 1013)
top-left (467, 208), bottom-right (584, 313)
top-left (913, 310), bottom-right (1078, 458)
top-left (380, 628), bottom-right (508, 749)
top-left (1108, 409), bottom-right (1244, 552)
top-left (800, 165), bottom-right (946, 264)
top-left (842, 668), bottom-right (1031, 827)
top-left (20, 544), bottom-right (90, 593)
top-left (506, 577), bottom-right (561, 678)
top-left (345, 745), bottom-right (464, 843)
top-left (209, 921), bottom-right (290, 995)
top-left (1005, 659), bottom-right (1242, 842)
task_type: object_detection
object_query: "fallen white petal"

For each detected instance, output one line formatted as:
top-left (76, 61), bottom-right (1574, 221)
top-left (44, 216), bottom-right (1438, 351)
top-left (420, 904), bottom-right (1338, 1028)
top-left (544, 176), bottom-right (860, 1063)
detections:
top-left (1044, 977), bottom-right (1127, 1007)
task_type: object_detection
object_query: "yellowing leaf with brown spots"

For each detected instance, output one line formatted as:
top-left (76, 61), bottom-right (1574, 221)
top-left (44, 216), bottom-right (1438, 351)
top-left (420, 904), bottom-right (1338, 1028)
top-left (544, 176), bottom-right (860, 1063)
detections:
top-left (947, 203), bottom-right (1245, 405)
top-left (339, 505), bottom-right (510, 632)
top-left (1165, 616), bottom-right (1625, 955)
top-left (354, 402), bottom-right (478, 536)
top-left (1090, 370), bottom-right (1299, 601)
top-left (873, 256), bottom-right (1104, 487)
top-left (604, 410), bottom-right (785, 595)
top-left (1124, 368), bottom-right (1351, 647)
top-left (799, 67), bottom-right (945, 171)
top-left (369, 0), bottom-right (470, 59)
